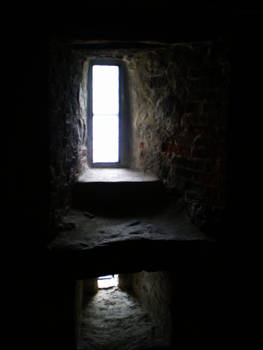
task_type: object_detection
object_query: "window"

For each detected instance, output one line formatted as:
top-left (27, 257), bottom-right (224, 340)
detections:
top-left (88, 61), bottom-right (129, 167)
top-left (97, 274), bottom-right (119, 289)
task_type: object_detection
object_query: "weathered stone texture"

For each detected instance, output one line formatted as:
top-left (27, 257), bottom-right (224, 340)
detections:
top-left (127, 42), bottom-right (229, 234)
top-left (48, 41), bottom-right (86, 236)
top-left (127, 271), bottom-right (172, 344)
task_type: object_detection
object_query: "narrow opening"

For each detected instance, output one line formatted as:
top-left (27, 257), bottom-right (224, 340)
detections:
top-left (79, 272), bottom-right (172, 349)
top-left (91, 64), bottom-right (120, 164)
top-left (97, 274), bottom-right (119, 289)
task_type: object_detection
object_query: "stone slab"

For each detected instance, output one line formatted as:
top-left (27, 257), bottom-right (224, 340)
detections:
top-left (47, 203), bottom-right (216, 278)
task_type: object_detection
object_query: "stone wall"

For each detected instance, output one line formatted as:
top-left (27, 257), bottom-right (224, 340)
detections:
top-left (128, 41), bottom-right (229, 234)
top-left (48, 40), bottom-right (86, 237)
top-left (82, 278), bottom-right (98, 305)
top-left (121, 271), bottom-right (172, 344)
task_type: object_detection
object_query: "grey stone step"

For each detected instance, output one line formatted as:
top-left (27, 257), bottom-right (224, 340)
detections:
top-left (72, 169), bottom-right (166, 213)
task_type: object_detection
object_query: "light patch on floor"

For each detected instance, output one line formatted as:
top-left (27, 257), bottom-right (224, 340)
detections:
top-left (78, 287), bottom-right (170, 350)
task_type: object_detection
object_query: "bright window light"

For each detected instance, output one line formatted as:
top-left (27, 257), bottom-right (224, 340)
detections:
top-left (97, 274), bottom-right (119, 289)
top-left (93, 115), bottom-right (119, 163)
top-left (92, 65), bottom-right (119, 163)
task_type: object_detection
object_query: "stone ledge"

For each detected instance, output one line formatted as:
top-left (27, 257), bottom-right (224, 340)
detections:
top-left (47, 207), bottom-right (216, 279)
top-left (73, 169), bottom-right (164, 213)
top-left (78, 168), bottom-right (159, 183)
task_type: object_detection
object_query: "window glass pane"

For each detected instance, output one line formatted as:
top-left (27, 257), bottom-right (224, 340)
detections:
top-left (93, 115), bottom-right (119, 163)
top-left (92, 65), bottom-right (119, 115)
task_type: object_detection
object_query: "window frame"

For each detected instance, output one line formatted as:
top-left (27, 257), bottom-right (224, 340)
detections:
top-left (87, 60), bottom-right (129, 168)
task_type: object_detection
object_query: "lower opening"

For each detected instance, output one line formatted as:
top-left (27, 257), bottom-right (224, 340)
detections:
top-left (78, 271), bottom-right (172, 350)
top-left (97, 274), bottom-right (119, 289)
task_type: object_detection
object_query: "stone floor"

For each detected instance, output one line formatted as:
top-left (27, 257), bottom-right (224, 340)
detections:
top-left (78, 287), bottom-right (170, 350)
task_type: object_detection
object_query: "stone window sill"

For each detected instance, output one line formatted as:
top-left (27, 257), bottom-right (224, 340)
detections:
top-left (78, 168), bottom-right (159, 183)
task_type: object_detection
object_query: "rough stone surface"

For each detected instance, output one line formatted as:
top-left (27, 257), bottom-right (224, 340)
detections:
top-left (48, 40), bottom-right (87, 238)
top-left (78, 287), bottom-right (170, 350)
top-left (127, 43), bottom-right (229, 234)
top-left (128, 271), bottom-right (172, 344)
top-left (47, 204), bottom-right (215, 280)
top-left (49, 205), bottom-right (209, 251)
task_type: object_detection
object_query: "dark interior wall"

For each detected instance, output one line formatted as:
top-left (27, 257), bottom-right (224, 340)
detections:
top-left (48, 41), bottom-right (86, 236)
top-left (38, 277), bottom-right (77, 350)
top-left (170, 257), bottom-right (217, 350)
top-left (75, 280), bottom-right (84, 347)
